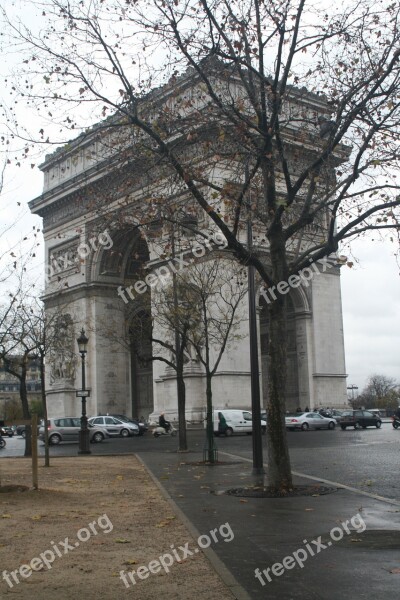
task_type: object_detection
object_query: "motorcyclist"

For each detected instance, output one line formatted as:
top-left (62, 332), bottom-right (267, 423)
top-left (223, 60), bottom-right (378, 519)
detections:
top-left (159, 413), bottom-right (171, 433)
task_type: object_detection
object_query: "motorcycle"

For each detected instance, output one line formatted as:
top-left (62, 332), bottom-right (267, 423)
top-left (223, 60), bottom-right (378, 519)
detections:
top-left (392, 415), bottom-right (400, 429)
top-left (0, 437), bottom-right (6, 449)
top-left (153, 424), bottom-right (177, 438)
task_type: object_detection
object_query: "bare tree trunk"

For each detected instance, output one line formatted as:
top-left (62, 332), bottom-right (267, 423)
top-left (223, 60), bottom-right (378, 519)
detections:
top-left (176, 361), bottom-right (187, 451)
top-left (40, 354), bottom-right (49, 467)
top-left (20, 365), bottom-right (32, 457)
top-left (266, 231), bottom-right (293, 491)
top-left (205, 371), bottom-right (216, 464)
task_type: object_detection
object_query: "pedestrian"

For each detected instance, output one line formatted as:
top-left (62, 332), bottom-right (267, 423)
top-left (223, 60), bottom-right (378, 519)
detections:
top-left (304, 406), bottom-right (309, 412)
top-left (218, 412), bottom-right (227, 435)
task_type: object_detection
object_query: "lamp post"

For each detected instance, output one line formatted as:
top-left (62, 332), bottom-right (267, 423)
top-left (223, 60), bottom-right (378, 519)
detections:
top-left (347, 384), bottom-right (358, 402)
top-left (246, 163), bottom-right (264, 477)
top-left (77, 328), bottom-right (91, 455)
top-left (247, 214), bottom-right (264, 477)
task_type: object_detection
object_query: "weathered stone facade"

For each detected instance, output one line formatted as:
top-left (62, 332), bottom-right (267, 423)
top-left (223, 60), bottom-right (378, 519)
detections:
top-left (29, 68), bottom-right (348, 420)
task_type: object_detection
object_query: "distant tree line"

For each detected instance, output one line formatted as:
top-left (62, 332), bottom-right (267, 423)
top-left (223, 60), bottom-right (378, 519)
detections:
top-left (350, 375), bottom-right (400, 413)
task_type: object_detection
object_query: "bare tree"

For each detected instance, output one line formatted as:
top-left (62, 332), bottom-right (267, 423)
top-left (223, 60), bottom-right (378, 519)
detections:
top-left (3, 0), bottom-right (400, 489)
top-left (128, 290), bottom-right (191, 452)
top-left (0, 299), bottom-right (38, 456)
top-left (352, 374), bottom-right (399, 409)
top-left (167, 257), bottom-right (248, 462)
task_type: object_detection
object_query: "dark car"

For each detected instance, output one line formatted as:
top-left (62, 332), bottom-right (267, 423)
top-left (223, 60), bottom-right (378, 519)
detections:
top-left (0, 426), bottom-right (14, 438)
top-left (16, 425), bottom-right (26, 437)
top-left (340, 410), bottom-right (382, 430)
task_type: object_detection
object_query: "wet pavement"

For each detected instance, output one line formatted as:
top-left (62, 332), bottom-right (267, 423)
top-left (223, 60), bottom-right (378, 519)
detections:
top-left (138, 448), bottom-right (400, 599)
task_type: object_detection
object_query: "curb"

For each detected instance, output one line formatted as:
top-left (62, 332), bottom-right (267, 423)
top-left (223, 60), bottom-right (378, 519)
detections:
top-left (135, 454), bottom-right (252, 600)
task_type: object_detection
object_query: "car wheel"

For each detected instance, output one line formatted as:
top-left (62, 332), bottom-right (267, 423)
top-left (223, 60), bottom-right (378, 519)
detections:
top-left (21, 430), bottom-right (26, 438)
top-left (328, 421), bottom-right (335, 430)
top-left (92, 432), bottom-right (104, 443)
top-left (153, 432), bottom-right (160, 438)
top-left (393, 421), bottom-right (399, 429)
top-left (354, 422), bottom-right (362, 430)
top-left (171, 430), bottom-right (177, 437)
top-left (301, 422), bottom-right (309, 431)
top-left (49, 434), bottom-right (62, 445)
top-left (225, 427), bottom-right (233, 437)
top-left (376, 420), bottom-right (382, 429)
top-left (340, 425), bottom-right (346, 430)
top-left (120, 428), bottom-right (130, 437)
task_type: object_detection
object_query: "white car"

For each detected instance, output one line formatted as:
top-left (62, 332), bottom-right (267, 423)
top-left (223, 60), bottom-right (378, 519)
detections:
top-left (211, 409), bottom-right (267, 436)
top-left (88, 416), bottom-right (139, 437)
top-left (285, 412), bottom-right (336, 431)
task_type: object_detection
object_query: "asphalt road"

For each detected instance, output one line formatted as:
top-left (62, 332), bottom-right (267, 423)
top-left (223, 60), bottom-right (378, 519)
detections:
top-left (2, 423), bottom-right (399, 500)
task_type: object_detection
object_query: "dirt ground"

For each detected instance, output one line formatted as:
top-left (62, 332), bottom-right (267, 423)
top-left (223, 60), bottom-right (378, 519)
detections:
top-left (0, 456), bottom-right (235, 599)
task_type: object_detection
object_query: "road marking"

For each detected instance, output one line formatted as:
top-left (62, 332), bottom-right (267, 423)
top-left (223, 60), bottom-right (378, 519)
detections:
top-left (75, 542), bottom-right (79, 547)
top-left (219, 451), bottom-right (400, 507)
top-left (327, 541), bottom-right (332, 546)
top-left (194, 548), bottom-right (199, 553)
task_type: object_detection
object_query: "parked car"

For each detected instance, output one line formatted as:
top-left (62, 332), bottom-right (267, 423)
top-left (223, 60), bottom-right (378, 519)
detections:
top-left (328, 409), bottom-right (344, 423)
top-left (99, 414), bottom-right (147, 435)
top-left (210, 409), bottom-right (267, 436)
top-left (39, 418), bottom-right (110, 445)
top-left (285, 412), bottom-right (336, 431)
top-left (16, 424), bottom-right (26, 437)
top-left (88, 416), bottom-right (139, 437)
top-left (0, 426), bottom-right (14, 437)
top-left (340, 410), bottom-right (382, 430)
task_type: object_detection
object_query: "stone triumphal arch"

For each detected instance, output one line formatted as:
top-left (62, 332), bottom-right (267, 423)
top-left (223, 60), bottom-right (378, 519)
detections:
top-left (29, 64), bottom-right (348, 421)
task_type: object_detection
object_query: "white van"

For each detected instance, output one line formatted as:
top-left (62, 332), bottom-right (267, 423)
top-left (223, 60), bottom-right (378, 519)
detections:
top-left (209, 409), bottom-right (267, 436)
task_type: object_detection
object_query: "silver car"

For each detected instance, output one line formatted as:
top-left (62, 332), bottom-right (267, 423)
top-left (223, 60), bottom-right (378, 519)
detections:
top-left (39, 417), bottom-right (110, 445)
top-left (88, 416), bottom-right (139, 437)
top-left (285, 412), bottom-right (336, 431)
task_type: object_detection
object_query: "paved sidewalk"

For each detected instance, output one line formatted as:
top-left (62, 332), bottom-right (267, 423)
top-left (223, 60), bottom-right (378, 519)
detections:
top-left (137, 448), bottom-right (400, 600)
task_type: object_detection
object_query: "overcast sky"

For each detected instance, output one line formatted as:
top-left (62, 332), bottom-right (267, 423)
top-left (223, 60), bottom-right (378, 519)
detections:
top-left (340, 239), bottom-right (400, 392)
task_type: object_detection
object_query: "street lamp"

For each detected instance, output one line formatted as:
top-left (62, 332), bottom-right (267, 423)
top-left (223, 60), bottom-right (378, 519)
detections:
top-left (77, 328), bottom-right (91, 455)
top-left (347, 384), bottom-right (358, 401)
top-left (246, 163), bottom-right (264, 478)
